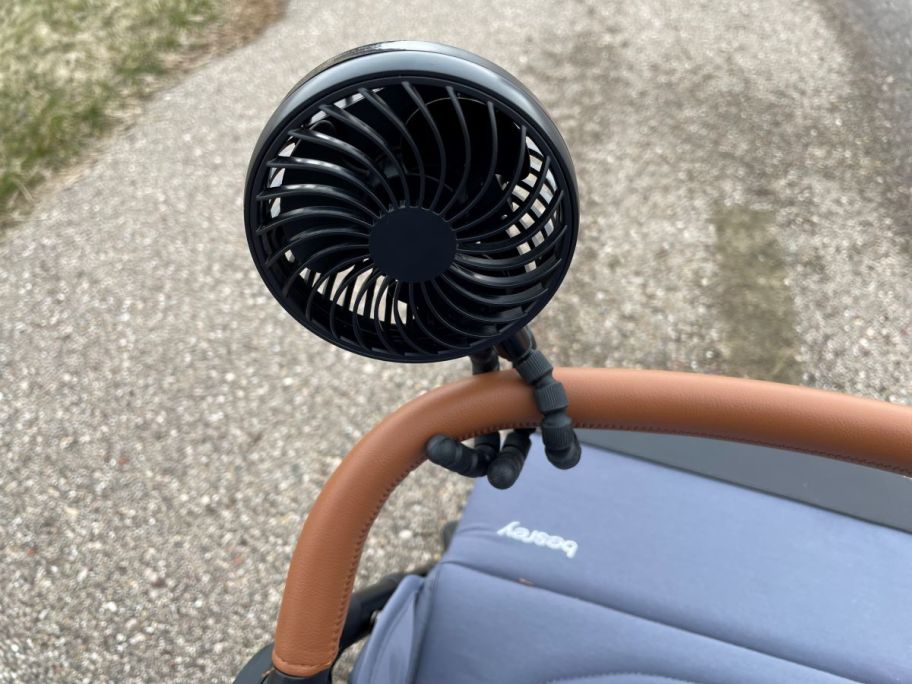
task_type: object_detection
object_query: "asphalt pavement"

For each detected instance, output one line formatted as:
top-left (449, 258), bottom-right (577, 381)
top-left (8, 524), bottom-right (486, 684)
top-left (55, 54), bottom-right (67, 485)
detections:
top-left (1, 0), bottom-right (910, 681)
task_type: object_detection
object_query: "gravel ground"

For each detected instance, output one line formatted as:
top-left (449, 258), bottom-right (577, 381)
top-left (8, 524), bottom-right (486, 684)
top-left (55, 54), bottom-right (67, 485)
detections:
top-left (1, 0), bottom-right (910, 681)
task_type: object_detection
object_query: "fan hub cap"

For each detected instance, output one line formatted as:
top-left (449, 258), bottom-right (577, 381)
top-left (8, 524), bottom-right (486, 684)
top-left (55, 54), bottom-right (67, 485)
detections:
top-left (369, 208), bottom-right (456, 283)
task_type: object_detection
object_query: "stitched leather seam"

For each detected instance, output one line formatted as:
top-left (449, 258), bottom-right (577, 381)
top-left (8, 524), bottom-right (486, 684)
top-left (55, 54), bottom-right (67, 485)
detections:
top-left (325, 453), bottom-right (426, 671)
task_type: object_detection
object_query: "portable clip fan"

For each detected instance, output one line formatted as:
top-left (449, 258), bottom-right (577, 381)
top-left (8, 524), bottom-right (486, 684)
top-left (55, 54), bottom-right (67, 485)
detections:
top-left (244, 42), bottom-right (581, 487)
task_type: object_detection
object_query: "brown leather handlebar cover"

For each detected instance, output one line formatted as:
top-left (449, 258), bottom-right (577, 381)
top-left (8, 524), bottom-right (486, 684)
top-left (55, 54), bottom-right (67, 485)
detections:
top-left (272, 368), bottom-right (912, 676)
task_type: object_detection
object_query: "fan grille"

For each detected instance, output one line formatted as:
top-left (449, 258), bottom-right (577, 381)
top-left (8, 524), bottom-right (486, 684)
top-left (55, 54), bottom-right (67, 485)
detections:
top-left (246, 56), bottom-right (577, 362)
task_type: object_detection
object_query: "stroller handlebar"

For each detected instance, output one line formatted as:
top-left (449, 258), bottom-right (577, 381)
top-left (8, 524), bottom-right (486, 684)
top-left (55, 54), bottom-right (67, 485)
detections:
top-left (270, 368), bottom-right (912, 679)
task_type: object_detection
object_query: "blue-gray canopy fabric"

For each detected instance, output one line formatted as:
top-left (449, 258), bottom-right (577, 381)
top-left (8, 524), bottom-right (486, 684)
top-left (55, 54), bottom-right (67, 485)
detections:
top-left (352, 436), bottom-right (912, 683)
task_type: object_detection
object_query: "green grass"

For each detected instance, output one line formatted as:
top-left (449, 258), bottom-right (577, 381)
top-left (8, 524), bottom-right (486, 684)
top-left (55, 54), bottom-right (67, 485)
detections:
top-left (0, 0), bottom-right (266, 225)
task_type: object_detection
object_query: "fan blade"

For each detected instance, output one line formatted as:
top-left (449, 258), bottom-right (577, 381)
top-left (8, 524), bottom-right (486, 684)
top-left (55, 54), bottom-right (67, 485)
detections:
top-left (440, 87), bottom-right (471, 217)
top-left (359, 88), bottom-right (426, 208)
top-left (319, 103), bottom-right (410, 206)
top-left (264, 227), bottom-right (368, 267)
top-left (256, 183), bottom-right (379, 218)
top-left (403, 82), bottom-right (447, 212)
top-left (287, 129), bottom-right (397, 207)
top-left (267, 157), bottom-right (386, 210)
top-left (455, 126), bottom-right (527, 232)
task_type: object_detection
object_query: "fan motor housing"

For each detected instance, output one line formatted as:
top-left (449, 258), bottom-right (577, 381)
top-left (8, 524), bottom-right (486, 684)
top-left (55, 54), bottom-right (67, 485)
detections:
top-left (245, 41), bottom-right (579, 362)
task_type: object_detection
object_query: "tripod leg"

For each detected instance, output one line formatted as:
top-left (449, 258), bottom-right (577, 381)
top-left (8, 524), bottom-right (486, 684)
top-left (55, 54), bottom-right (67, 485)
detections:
top-left (513, 348), bottom-right (581, 470)
top-left (426, 434), bottom-right (492, 477)
top-left (487, 429), bottom-right (533, 489)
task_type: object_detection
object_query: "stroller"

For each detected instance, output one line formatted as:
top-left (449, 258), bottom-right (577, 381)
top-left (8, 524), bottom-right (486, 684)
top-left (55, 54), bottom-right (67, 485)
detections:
top-left (234, 42), bottom-right (912, 683)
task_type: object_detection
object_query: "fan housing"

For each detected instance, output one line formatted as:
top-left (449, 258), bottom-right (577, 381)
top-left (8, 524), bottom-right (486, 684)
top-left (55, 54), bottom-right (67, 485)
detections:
top-left (244, 41), bottom-right (579, 362)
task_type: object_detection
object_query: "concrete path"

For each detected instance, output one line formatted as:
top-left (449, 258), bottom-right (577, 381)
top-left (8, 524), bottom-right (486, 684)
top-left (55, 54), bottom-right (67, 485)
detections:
top-left (1, 0), bottom-right (910, 680)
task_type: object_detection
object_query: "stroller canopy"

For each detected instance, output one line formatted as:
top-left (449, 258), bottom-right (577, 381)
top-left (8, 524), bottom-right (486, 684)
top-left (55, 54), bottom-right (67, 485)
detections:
top-left (353, 436), bottom-right (912, 683)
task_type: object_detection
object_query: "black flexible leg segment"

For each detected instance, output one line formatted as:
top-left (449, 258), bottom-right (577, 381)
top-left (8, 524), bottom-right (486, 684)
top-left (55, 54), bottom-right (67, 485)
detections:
top-left (513, 348), bottom-right (581, 469)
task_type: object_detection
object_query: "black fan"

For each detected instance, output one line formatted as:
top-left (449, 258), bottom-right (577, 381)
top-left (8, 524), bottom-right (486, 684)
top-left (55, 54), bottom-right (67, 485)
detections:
top-left (244, 42), bottom-right (578, 362)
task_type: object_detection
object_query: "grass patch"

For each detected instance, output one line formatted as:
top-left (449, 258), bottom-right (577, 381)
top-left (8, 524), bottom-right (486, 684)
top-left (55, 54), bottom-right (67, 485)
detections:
top-left (0, 0), bottom-right (282, 227)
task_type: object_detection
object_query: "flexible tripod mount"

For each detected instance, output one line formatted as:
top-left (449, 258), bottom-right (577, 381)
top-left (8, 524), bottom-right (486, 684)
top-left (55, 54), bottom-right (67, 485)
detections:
top-left (426, 328), bottom-right (581, 488)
